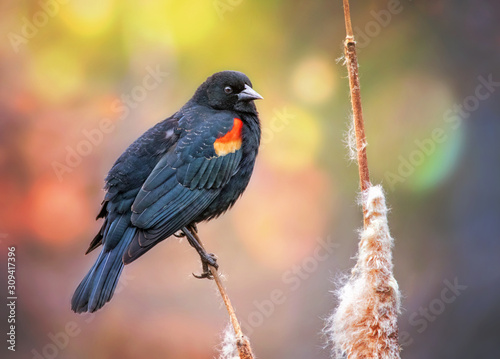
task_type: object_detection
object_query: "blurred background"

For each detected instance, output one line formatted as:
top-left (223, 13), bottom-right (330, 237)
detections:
top-left (1, 0), bottom-right (499, 358)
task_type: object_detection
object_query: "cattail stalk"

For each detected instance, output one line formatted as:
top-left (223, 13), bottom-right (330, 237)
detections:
top-left (324, 1), bottom-right (401, 358)
top-left (210, 266), bottom-right (254, 359)
top-left (188, 230), bottom-right (255, 359)
top-left (342, 0), bottom-right (371, 227)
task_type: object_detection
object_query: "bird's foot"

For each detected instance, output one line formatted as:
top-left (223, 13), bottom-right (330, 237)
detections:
top-left (192, 252), bottom-right (218, 280)
top-left (181, 225), bottom-right (217, 280)
top-left (193, 270), bottom-right (213, 279)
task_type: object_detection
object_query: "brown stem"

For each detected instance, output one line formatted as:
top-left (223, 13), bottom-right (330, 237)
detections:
top-left (342, 0), bottom-right (354, 38)
top-left (190, 231), bottom-right (254, 359)
top-left (342, 0), bottom-right (371, 227)
top-left (209, 266), bottom-right (242, 337)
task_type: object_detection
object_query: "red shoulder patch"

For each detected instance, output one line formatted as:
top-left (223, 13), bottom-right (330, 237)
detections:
top-left (214, 118), bottom-right (243, 156)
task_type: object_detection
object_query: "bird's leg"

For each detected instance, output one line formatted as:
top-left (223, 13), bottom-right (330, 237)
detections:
top-left (174, 223), bottom-right (197, 238)
top-left (181, 225), bottom-right (218, 279)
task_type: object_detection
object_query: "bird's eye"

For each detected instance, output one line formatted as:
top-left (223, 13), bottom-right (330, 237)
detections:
top-left (224, 86), bottom-right (233, 94)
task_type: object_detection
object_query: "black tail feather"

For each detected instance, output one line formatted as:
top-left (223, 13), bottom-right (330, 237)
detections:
top-left (71, 226), bottom-right (135, 313)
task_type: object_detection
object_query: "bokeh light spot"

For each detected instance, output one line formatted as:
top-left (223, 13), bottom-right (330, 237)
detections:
top-left (61, 0), bottom-right (116, 37)
top-left (233, 167), bottom-right (334, 269)
top-left (29, 179), bottom-right (92, 245)
top-left (411, 124), bottom-right (464, 191)
top-left (364, 73), bottom-right (457, 192)
top-left (128, 2), bottom-right (216, 47)
top-left (167, 2), bottom-right (217, 46)
top-left (291, 55), bottom-right (337, 104)
top-left (261, 106), bottom-right (322, 172)
top-left (29, 46), bottom-right (85, 102)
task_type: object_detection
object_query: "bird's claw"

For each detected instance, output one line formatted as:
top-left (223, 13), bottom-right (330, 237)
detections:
top-left (192, 271), bottom-right (213, 279)
top-left (192, 252), bottom-right (218, 280)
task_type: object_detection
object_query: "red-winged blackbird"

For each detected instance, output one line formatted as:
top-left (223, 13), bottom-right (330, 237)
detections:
top-left (71, 71), bottom-right (262, 313)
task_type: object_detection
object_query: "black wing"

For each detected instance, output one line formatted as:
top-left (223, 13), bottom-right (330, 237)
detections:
top-left (84, 115), bottom-right (181, 254)
top-left (123, 108), bottom-right (243, 263)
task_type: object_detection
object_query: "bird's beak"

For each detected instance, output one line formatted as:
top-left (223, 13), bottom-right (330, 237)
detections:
top-left (238, 84), bottom-right (263, 101)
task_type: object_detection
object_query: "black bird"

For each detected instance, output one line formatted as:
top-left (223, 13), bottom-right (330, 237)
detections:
top-left (71, 71), bottom-right (262, 313)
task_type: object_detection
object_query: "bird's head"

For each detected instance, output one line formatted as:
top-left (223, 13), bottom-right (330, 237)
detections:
top-left (192, 71), bottom-right (263, 114)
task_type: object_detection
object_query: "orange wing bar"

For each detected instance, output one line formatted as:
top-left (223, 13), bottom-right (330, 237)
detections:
top-left (214, 118), bottom-right (243, 156)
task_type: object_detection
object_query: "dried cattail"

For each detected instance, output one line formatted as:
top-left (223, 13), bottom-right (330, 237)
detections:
top-left (217, 324), bottom-right (255, 359)
top-left (343, 115), bottom-right (358, 163)
top-left (325, 185), bottom-right (401, 359)
top-left (218, 324), bottom-right (239, 359)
